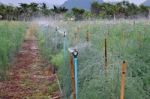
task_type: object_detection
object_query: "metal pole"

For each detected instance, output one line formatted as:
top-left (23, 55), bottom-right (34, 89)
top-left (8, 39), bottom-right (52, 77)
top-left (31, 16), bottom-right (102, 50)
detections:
top-left (120, 61), bottom-right (127, 99)
top-left (64, 32), bottom-right (67, 64)
top-left (55, 27), bottom-right (58, 51)
top-left (72, 50), bottom-right (78, 99)
top-left (74, 57), bottom-right (78, 99)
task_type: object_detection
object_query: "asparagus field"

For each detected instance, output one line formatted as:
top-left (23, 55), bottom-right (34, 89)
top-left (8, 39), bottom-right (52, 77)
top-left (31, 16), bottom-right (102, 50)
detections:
top-left (0, 0), bottom-right (150, 99)
top-left (0, 19), bottom-right (149, 99)
top-left (37, 19), bottom-right (150, 99)
top-left (0, 21), bottom-right (26, 80)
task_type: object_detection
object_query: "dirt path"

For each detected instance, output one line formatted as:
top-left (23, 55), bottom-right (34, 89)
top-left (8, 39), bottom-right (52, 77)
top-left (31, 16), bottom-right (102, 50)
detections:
top-left (0, 27), bottom-right (61, 99)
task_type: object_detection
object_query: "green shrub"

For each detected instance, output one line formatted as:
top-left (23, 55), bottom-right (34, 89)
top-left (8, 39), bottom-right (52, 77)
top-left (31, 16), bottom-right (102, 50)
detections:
top-left (51, 52), bottom-right (64, 69)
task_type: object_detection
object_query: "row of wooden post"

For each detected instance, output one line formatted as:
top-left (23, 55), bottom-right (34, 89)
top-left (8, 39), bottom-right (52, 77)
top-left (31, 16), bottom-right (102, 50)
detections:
top-left (105, 38), bottom-right (127, 99)
top-left (69, 27), bottom-right (127, 99)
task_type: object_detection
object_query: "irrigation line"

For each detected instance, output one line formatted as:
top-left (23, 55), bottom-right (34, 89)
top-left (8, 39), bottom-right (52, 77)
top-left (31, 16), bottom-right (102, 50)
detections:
top-left (71, 50), bottom-right (79, 99)
top-left (55, 74), bottom-right (63, 96)
top-left (64, 32), bottom-right (67, 65)
top-left (55, 27), bottom-right (58, 51)
top-left (74, 57), bottom-right (78, 99)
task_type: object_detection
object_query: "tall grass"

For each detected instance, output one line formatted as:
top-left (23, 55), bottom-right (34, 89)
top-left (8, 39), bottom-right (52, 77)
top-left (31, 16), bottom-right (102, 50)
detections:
top-left (37, 19), bottom-right (150, 99)
top-left (0, 21), bottom-right (27, 80)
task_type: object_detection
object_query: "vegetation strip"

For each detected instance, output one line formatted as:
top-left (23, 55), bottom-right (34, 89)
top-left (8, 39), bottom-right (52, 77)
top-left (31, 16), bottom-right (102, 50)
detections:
top-left (0, 26), bottom-right (61, 98)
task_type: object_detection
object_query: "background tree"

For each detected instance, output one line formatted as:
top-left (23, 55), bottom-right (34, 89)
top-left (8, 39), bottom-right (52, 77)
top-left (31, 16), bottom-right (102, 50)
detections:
top-left (90, 1), bottom-right (150, 19)
top-left (91, 1), bottom-right (101, 15)
top-left (0, 1), bottom-right (149, 20)
top-left (0, 4), bottom-right (6, 19)
top-left (139, 5), bottom-right (149, 17)
top-left (19, 3), bottom-right (30, 21)
top-left (72, 8), bottom-right (85, 20)
top-left (52, 6), bottom-right (68, 14)
top-left (40, 3), bottom-right (50, 16)
top-left (29, 3), bottom-right (39, 17)
top-left (111, 5), bottom-right (120, 20)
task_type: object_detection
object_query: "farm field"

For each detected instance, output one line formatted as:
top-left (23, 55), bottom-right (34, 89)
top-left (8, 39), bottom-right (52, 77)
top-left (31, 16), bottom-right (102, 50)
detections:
top-left (0, 0), bottom-right (150, 99)
top-left (0, 19), bottom-right (149, 99)
top-left (0, 21), bottom-right (61, 98)
top-left (0, 21), bottom-right (26, 80)
top-left (37, 19), bottom-right (150, 99)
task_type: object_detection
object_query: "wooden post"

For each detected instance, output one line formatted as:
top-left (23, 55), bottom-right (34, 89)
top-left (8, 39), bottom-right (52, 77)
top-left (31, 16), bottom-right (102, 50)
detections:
top-left (137, 33), bottom-right (142, 48)
top-left (70, 54), bottom-right (76, 99)
top-left (121, 32), bottom-right (125, 47)
top-left (77, 27), bottom-right (80, 43)
top-left (86, 31), bottom-right (89, 42)
top-left (104, 38), bottom-right (107, 75)
top-left (120, 61), bottom-right (127, 99)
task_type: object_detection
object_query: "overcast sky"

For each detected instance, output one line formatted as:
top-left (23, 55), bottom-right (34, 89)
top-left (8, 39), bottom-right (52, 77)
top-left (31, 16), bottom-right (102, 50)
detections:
top-left (0, 0), bottom-right (147, 7)
top-left (0, 0), bottom-right (68, 7)
top-left (104, 0), bottom-right (146, 5)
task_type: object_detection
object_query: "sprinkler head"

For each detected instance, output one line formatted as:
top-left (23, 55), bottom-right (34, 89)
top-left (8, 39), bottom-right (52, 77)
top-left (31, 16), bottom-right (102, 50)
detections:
top-left (72, 49), bottom-right (78, 58)
top-left (123, 61), bottom-right (126, 64)
top-left (64, 32), bottom-right (66, 37)
top-left (56, 27), bottom-right (58, 31)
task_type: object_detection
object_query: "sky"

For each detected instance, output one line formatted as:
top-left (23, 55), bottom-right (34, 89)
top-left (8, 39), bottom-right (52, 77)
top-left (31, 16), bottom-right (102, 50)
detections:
top-left (0, 0), bottom-right (147, 7)
top-left (104, 0), bottom-right (146, 5)
top-left (0, 0), bottom-right (68, 7)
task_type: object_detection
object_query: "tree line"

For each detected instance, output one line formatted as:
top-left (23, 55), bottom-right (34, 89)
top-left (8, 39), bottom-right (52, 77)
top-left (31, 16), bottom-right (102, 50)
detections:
top-left (68, 1), bottom-right (150, 20)
top-left (91, 1), bottom-right (150, 19)
top-left (0, 3), bottom-right (68, 21)
top-left (0, 1), bottom-right (150, 21)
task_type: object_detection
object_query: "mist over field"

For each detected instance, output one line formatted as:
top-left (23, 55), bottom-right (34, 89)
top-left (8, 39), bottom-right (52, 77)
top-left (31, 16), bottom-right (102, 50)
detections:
top-left (0, 0), bottom-right (150, 99)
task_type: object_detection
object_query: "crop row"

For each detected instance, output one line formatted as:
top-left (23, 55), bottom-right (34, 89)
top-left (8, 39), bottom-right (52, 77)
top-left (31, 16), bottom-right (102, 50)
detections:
top-left (37, 20), bottom-right (150, 99)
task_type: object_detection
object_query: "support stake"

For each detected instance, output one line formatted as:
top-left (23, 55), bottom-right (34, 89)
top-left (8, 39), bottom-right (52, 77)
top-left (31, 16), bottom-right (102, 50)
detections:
top-left (104, 38), bottom-right (107, 75)
top-left (86, 31), bottom-right (89, 42)
top-left (69, 54), bottom-right (76, 99)
top-left (120, 61), bottom-right (127, 99)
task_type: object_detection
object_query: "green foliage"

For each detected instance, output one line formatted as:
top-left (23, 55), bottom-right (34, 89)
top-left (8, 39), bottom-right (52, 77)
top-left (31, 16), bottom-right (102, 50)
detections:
top-left (0, 21), bottom-right (26, 80)
top-left (37, 24), bottom-right (72, 98)
top-left (72, 8), bottom-right (85, 20)
top-left (37, 20), bottom-right (150, 99)
top-left (91, 1), bottom-right (149, 18)
top-left (0, 3), bottom-right (68, 21)
top-left (52, 6), bottom-right (68, 14)
top-left (48, 82), bottom-right (59, 93)
top-left (51, 52), bottom-right (64, 68)
top-left (83, 11), bottom-right (93, 19)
